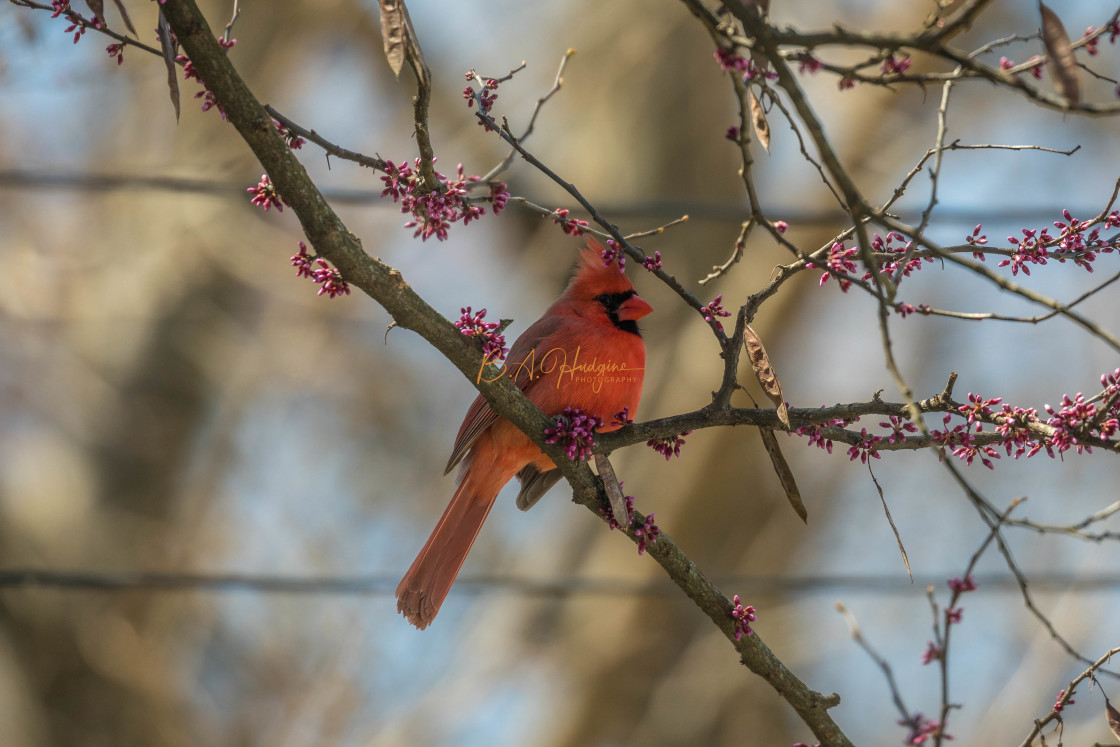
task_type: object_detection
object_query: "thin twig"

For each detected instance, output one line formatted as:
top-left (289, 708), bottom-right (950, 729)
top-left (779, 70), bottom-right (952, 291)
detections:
top-left (623, 214), bottom-right (690, 240)
top-left (472, 110), bottom-right (708, 317)
top-left (265, 105), bottom-right (390, 170)
top-left (934, 497), bottom-right (1026, 746)
top-left (878, 214), bottom-right (1120, 353)
top-left (917, 268), bottom-right (1120, 325)
top-left (476, 51), bottom-right (573, 185)
top-left (13, 0), bottom-right (163, 55)
top-left (941, 462), bottom-right (1120, 677)
top-left (835, 602), bottom-right (916, 726)
top-left (222, 0), bottom-right (239, 45)
top-left (1018, 647), bottom-right (1120, 747)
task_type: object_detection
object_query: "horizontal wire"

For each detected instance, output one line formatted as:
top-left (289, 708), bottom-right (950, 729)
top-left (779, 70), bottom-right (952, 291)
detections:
top-left (0, 169), bottom-right (1093, 225)
top-left (1, 569), bottom-right (1119, 597)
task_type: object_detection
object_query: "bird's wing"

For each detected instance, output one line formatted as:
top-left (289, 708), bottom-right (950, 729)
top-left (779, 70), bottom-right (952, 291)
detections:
top-left (443, 313), bottom-right (567, 475)
top-left (514, 464), bottom-right (563, 510)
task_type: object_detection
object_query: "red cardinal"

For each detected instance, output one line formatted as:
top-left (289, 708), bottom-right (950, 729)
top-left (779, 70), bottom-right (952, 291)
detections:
top-left (396, 239), bottom-right (652, 628)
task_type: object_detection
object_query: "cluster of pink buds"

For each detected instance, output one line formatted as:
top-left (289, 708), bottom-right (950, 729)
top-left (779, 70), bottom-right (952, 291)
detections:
top-left (985, 209), bottom-right (1120, 276)
top-left (1052, 688), bottom-right (1075, 714)
top-left (1044, 393), bottom-right (1099, 455)
top-left (634, 511), bottom-right (661, 555)
top-left (846, 428), bottom-right (883, 464)
top-left (273, 121), bottom-right (305, 150)
top-left (899, 714), bottom-right (947, 745)
top-left (463, 74), bottom-right (500, 131)
top-left (786, 373), bottom-right (1119, 470)
top-left (786, 376), bottom-right (1120, 470)
top-left (864, 232), bottom-right (930, 282)
top-left (596, 490), bottom-right (660, 554)
top-left (453, 306), bottom-right (508, 362)
top-left (647, 431), bottom-right (692, 460)
top-left (965, 224), bottom-right (988, 258)
top-left (881, 55), bottom-right (912, 75)
top-left (713, 47), bottom-right (775, 81)
top-left (248, 174), bottom-right (285, 212)
top-left (731, 594), bottom-right (757, 640)
top-left (798, 53), bottom-right (824, 74)
top-left (379, 158), bottom-right (509, 242)
top-left (611, 407), bottom-right (634, 426)
top-left (543, 407), bottom-right (604, 462)
top-left (793, 413), bottom-right (853, 453)
top-left (1001, 56), bottom-right (1047, 80)
top-left (812, 210), bottom-right (1119, 302)
top-left (807, 242), bottom-right (858, 291)
top-left (601, 240), bottom-right (626, 271)
top-left (51, 1), bottom-right (102, 44)
top-left (552, 208), bottom-right (589, 236)
top-left (931, 411), bottom-right (1001, 469)
top-left (880, 415), bottom-right (918, 444)
top-left (702, 294), bottom-right (732, 331)
top-left (174, 37), bottom-right (236, 117)
top-left (289, 242), bottom-right (350, 299)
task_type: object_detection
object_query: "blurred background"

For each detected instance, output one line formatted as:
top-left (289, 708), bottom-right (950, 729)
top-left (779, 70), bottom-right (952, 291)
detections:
top-left (2, 0), bottom-right (1119, 744)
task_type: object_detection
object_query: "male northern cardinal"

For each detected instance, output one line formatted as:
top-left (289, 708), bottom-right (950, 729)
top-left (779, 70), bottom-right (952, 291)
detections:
top-left (396, 239), bottom-right (652, 629)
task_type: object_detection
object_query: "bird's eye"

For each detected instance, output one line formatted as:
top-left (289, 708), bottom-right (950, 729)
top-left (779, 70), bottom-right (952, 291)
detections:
top-left (595, 294), bottom-right (611, 304)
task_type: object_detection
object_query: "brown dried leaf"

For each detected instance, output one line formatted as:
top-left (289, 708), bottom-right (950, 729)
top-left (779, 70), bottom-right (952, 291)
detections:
top-left (1039, 3), bottom-right (1081, 106)
top-left (84, 0), bottom-right (103, 21)
top-left (1107, 694), bottom-right (1120, 740)
top-left (869, 465), bottom-right (912, 581)
top-left (594, 453), bottom-right (630, 529)
top-left (748, 89), bottom-right (770, 154)
top-left (743, 324), bottom-right (788, 428)
top-left (759, 428), bottom-right (806, 523)
top-left (111, 0), bottom-right (137, 36)
top-left (157, 12), bottom-right (180, 122)
top-left (378, 0), bottom-right (415, 80)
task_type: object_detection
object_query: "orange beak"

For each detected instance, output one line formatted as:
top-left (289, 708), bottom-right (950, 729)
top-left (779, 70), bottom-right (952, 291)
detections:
top-left (617, 294), bottom-right (653, 321)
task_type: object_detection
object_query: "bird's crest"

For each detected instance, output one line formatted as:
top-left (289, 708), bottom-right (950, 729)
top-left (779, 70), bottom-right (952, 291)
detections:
top-left (566, 237), bottom-right (636, 298)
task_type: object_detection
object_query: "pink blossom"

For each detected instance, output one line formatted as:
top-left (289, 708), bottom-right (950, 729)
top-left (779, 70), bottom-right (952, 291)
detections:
top-left (647, 431), bottom-right (692, 460)
top-left (544, 407), bottom-right (604, 462)
top-left (454, 306), bottom-right (508, 362)
top-left (807, 242), bottom-right (858, 291)
top-left (248, 175), bottom-right (285, 212)
top-left (880, 415), bottom-right (917, 444)
top-left (601, 240), bottom-right (627, 271)
top-left (731, 594), bottom-right (757, 640)
top-left (702, 294), bottom-right (732, 331)
top-left (846, 428), bottom-right (882, 463)
top-left (552, 208), bottom-right (589, 237)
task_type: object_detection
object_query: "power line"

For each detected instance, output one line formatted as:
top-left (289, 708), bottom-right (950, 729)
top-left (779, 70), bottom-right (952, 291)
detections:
top-left (0, 169), bottom-right (1092, 224)
top-left (1, 569), bottom-right (1118, 597)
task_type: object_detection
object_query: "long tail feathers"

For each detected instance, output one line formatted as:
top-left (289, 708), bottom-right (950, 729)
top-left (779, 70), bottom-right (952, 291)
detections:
top-left (396, 477), bottom-right (498, 629)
